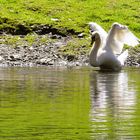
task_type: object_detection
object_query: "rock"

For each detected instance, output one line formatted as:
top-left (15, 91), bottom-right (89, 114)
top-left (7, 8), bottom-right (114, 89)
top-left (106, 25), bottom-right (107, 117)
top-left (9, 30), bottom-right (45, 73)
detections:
top-left (66, 55), bottom-right (76, 61)
top-left (78, 33), bottom-right (85, 38)
top-left (0, 56), bottom-right (4, 62)
top-left (51, 18), bottom-right (59, 22)
top-left (57, 60), bottom-right (67, 66)
top-left (28, 46), bottom-right (34, 51)
top-left (14, 46), bottom-right (21, 51)
top-left (40, 58), bottom-right (48, 64)
top-left (50, 34), bottom-right (61, 39)
top-left (9, 54), bottom-right (22, 61)
top-left (53, 42), bottom-right (65, 48)
top-left (37, 58), bottom-right (53, 65)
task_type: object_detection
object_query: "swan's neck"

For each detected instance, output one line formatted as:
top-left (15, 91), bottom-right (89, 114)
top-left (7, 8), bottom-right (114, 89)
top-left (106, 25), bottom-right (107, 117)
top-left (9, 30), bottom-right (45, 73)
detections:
top-left (89, 37), bottom-right (101, 66)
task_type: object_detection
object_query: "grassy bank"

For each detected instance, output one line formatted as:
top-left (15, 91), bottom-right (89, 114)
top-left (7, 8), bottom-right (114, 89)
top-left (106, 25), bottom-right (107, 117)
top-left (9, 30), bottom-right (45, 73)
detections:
top-left (0, 0), bottom-right (140, 36)
top-left (0, 0), bottom-right (140, 58)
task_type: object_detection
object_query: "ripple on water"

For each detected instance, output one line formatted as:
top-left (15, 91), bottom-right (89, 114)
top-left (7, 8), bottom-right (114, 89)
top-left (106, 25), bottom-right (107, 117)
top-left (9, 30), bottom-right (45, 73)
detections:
top-left (0, 67), bottom-right (140, 139)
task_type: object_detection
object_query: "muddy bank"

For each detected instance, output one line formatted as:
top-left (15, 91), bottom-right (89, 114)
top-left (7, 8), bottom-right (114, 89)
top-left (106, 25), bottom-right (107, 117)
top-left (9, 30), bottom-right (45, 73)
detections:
top-left (0, 33), bottom-right (89, 67)
top-left (0, 33), bottom-right (140, 67)
top-left (125, 47), bottom-right (140, 67)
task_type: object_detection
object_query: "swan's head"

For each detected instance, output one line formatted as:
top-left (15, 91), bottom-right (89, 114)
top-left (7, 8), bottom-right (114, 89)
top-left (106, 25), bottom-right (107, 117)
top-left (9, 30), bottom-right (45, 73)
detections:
top-left (88, 22), bottom-right (99, 33)
top-left (91, 31), bottom-right (101, 45)
top-left (112, 22), bottom-right (128, 31)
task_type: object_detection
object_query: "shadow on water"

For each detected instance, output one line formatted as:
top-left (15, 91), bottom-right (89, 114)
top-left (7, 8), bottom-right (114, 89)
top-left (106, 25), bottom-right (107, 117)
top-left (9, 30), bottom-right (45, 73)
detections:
top-left (89, 69), bottom-right (137, 139)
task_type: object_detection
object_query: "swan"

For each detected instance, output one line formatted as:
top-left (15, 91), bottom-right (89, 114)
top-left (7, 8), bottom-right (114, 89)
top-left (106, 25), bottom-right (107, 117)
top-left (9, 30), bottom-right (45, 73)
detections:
top-left (89, 22), bottom-right (139, 71)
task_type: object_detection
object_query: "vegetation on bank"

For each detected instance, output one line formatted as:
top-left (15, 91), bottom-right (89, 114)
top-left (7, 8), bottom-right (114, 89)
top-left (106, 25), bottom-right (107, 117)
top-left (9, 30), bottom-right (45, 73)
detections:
top-left (0, 0), bottom-right (140, 36)
top-left (0, 0), bottom-right (140, 56)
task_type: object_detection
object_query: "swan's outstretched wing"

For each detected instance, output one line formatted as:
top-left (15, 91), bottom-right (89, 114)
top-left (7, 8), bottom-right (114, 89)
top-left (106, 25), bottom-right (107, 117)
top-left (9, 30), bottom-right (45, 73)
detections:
top-left (123, 29), bottom-right (139, 47)
top-left (117, 49), bottom-right (128, 66)
top-left (106, 22), bottom-right (139, 54)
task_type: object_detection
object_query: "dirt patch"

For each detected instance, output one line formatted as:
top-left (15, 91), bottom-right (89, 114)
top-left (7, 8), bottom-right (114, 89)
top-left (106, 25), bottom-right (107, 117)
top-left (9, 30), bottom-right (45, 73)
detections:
top-left (0, 33), bottom-right (89, 67)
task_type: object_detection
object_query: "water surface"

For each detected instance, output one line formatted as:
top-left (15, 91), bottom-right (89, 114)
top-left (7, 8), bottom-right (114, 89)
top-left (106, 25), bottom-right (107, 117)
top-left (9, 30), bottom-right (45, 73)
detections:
top-left (0, 67), bottom-right (140, 140)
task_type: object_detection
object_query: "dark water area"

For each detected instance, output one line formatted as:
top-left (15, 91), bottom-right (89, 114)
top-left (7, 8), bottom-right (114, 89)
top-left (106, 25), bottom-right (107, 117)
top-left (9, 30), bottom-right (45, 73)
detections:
top-left (0, 67), bottom-right (140, 140)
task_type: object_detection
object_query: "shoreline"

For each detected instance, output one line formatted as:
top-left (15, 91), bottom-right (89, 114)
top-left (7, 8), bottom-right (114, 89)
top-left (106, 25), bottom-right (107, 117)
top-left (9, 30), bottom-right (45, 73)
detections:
top-left (0, 33), bottom-right (140, 68)
top-left (0, 33), bottom-right (89, 67)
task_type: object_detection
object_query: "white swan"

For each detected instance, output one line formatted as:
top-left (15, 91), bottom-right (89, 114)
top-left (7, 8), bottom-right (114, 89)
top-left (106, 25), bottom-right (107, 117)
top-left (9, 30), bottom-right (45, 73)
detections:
top-left (89, 22), bottom-right (139, 71)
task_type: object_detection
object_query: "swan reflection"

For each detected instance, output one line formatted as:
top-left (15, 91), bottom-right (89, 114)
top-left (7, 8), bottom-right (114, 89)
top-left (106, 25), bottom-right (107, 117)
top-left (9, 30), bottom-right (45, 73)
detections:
top-left (89, 70), bottom-right (136, 139)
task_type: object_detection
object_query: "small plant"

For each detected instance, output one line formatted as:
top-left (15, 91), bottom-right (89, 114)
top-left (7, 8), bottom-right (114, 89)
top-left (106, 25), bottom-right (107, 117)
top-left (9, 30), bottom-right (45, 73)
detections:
top-left (0, 35), bottom-right (20, 46)
top-left (59, 37), bottom-right (90, 56)
top-left (24, 34), bottom-right (38, 46)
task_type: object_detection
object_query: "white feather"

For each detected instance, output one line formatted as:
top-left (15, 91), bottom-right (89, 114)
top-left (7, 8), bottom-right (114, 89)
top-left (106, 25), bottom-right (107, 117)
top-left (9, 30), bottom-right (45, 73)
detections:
top-left (123, 30), bottom-right (139, 47)
top-left (105, 22), bottom-right (139, 54)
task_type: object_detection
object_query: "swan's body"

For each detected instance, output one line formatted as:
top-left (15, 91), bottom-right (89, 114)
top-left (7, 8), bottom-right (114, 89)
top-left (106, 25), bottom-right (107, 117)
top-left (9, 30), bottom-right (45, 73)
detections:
top-left (89, 22), bottom-right (139, 71)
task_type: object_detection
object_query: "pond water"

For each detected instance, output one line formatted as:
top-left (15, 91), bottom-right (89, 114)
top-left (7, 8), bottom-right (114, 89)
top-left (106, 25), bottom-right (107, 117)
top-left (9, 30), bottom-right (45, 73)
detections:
top-left (0, 67), bottom-right (140, 140)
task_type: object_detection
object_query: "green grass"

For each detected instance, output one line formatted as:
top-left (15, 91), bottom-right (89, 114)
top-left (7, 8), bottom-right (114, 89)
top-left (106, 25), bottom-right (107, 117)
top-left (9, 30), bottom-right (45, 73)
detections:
top-left (0, 0), bottom-right (140, 37)
top-left (0, 0), bottom-right (140, 56)
top-left (58, 37), bottom-right (90, 56)
top-left (0, 34), bottom-right (54, 47)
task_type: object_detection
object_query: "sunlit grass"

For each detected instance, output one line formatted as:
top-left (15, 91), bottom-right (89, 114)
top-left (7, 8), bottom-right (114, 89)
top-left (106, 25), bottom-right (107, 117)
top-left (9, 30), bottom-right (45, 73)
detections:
top-left (0, 0), bottom-right (140, 37)
top-left (0, 0), bottom-right (139, 56)
top-left (58, 37), bottom-right (90, 56)
top-left (0, 34), bottom-right (51, 47)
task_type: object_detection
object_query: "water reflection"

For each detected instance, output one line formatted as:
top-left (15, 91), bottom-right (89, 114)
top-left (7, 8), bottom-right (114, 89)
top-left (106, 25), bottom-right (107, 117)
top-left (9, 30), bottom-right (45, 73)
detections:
top-left (0, 67), bottom-right (91, 140)
top-left (90, 70), bottom-right (136, 139)
top-left (0, 67), bottom-right (140, 139)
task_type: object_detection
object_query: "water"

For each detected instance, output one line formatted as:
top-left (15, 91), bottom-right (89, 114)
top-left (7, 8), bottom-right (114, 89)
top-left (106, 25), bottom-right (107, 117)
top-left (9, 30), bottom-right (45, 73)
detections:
top-left (0, 67), bottom-right (140, 140)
